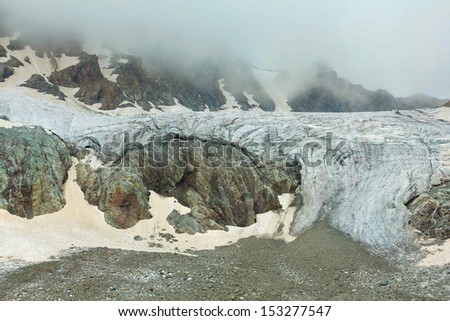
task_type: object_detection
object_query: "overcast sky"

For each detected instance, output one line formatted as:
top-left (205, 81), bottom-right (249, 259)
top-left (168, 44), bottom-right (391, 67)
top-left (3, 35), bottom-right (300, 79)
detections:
top-left (2, 0), bottom-right (449, 98)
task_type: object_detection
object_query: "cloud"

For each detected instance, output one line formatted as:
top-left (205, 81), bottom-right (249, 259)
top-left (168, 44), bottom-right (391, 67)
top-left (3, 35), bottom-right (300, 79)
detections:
top-left (1, 0), bottom-right (449, 98)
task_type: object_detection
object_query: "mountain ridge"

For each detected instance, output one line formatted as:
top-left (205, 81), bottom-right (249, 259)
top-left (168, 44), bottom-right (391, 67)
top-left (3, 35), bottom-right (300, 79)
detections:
top-left (0, 32), bottom-right (447, 114)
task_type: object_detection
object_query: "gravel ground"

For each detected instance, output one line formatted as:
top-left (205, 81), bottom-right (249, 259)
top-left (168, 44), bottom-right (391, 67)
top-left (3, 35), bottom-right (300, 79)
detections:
top-left (0, 221), bottom-right (448, 301)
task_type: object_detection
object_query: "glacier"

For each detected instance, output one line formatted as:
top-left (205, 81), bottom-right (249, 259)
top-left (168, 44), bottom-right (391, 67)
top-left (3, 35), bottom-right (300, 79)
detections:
top-left (1, 89), bottom-right (449, 252)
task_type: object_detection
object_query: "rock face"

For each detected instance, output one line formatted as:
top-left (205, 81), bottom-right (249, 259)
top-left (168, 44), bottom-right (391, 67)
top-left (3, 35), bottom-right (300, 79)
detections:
top-left (0, 64), bottom-right (14, 82)
top-left (0, 56), bottom-right (25, 82)
top-left (115, 136), bottom-right (301, 230)
top-left (75, 162), bottom-right (151, 229)
top-left (408, 181), bottom-right (450, 240)
top-left (110, 54), bottom-right (276, 112)
top-left (20, 74), bottom-right (67, 100)
top-left (113, 56), bottom-right (190, 110)
top-left (49, 54), bottom-right (124, 110)
top-left (0, 45), bottom-right (6, 58)
top-left (0, 126), bottom-right (72, 218)
top-left (6, 56), bottom-right (24, 68)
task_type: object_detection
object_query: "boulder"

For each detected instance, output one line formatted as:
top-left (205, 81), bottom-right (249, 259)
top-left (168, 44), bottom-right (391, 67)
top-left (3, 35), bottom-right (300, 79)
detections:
top-left (76, 163), bottom-right (151, 228)
top-left (166, 210), bottom-right (206, 234)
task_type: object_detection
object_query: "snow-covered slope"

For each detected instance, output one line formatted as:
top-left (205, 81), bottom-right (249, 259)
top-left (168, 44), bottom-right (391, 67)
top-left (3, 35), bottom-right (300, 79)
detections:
top-left (1, 35), bottom-right (282, 113)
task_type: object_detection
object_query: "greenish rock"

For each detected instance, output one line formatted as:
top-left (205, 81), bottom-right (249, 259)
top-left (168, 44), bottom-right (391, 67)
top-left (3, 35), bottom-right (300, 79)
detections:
top-left (75, 162), bottom-right (151, 229)
top-left (0, 126), bottom-right (72, 218)
top-left (167, 210), bottom-right (206, 234)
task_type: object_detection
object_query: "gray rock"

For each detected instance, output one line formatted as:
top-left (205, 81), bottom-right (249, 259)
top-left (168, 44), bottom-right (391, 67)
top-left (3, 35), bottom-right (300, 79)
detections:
top-left (0, 64), bottom-right (14, 82)
top-left (6, 56), bottom-right (24, 68)
top-left (20, 74), bottom-right (67, 101)
top-left (167, 210), bottom-right (205, 234)
top-left (0, 45), bottom-right (6, 58)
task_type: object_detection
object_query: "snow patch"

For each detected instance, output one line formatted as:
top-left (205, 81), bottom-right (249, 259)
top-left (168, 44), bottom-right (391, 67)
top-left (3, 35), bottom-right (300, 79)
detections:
top-left (252, 68), bottom-right (291, 112)
top-left (219, 78), bottom-right (240, 110)
top-left (243, 91), bottom-right (260, 108)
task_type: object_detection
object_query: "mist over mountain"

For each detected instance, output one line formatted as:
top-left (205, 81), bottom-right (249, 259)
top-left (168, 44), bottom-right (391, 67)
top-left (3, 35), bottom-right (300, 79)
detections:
top-left (1, 1), bottom-right (450, 302)
top-left (280, 63), bottom-right (447, 112)
top-left (1, 0), bottom-right (449, 100)
top-left (0, 29), bottom-right (446, 113)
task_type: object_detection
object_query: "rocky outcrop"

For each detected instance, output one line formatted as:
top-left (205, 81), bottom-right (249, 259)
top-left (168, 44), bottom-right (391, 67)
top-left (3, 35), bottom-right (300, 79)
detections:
top-left (49, 54), bottom-right (124, 110)
top-left (111, 53), bottom-right (275, 111)
top-left (75, 163), bottom-right (151, 229)
top-left (20, 74), bottom-right (67, 100)
top-left (0, 126), bottom-right (72, 218)
top-left (0, 56), bottom-right (26, 82)
top-left (0, 64), bottom-right (14, 82)
top-left (167, 210), bottom-right (206, 234)
top-left (408, 181), bottom-right (450, 240)
top-left (0, 45), bottom-right (6, 58)
top-left (111, 55), bottom-right (227, 111)
top-left (6, 38), bottom-right (25, 51)
top-left (113, 136), bottom-right (301, 230)
top-left (220, 59), bottom-right (276, 111)
top-left (6, 56), bottom-right (24, 68)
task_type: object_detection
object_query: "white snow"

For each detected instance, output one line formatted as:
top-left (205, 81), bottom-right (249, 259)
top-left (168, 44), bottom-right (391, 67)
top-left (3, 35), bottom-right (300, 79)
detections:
top-left (252, 68), bottom-right (291, 111)
top-left (243, 91), bottom-right (260, 108)
top-left (98, 54), bottom-right (118, 82)
top-left (434, 106), bottom-right (450, 122)
top-left (218, 78), bottom-right (239, 109)
top-left (157, 97), bottom-right (193, 113)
